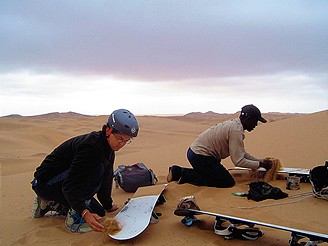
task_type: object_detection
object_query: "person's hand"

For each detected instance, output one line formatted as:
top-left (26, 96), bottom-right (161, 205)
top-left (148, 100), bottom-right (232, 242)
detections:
top-left (259, 159), bottom-right (272, 170)
top-left (83, 210), bottom-right (105, 232)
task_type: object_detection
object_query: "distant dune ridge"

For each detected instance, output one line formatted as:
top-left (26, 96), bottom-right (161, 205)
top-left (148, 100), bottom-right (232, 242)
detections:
top-left (0, 109), bottom-right (327, 245)
top-left (2, 110), bottom-right (305, 121)
top-left (2, 111), bottom-right (92, 119)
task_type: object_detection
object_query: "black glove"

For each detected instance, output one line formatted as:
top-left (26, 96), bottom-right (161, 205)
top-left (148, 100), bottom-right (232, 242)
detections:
top-left (259, 159), bottom-right (272, 170)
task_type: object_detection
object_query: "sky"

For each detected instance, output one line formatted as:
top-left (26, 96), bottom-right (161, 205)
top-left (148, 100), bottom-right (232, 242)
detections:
top-left (1, 0), bottom-right (327, 116)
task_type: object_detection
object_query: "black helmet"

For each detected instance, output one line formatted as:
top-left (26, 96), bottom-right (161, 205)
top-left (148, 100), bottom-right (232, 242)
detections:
top-left (107, 109), bottom-right (139, 137)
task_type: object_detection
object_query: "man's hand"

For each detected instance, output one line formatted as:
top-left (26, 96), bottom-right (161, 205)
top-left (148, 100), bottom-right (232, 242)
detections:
top-left (259, 159), bottom-right (272, 170)
top-left (83, 210), bottom-right (105, 232)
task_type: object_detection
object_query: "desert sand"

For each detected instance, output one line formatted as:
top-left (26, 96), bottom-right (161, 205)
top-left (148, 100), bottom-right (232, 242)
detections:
top-left (1, 110), bottom-right (327, 245)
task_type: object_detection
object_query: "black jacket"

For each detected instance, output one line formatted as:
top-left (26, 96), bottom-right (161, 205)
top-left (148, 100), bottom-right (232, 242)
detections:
top-left (34, 130), bottom-right (115, 214)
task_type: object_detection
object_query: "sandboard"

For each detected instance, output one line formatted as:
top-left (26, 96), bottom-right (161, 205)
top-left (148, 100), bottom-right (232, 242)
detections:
top-left (109, 184), bottom-right (167, 240)
top-left (229, 167), bottom-right (310, 182)
top-left (229, 167), bottom-right (310, 175)
top-left (174, 208), bottom-right (328, 245)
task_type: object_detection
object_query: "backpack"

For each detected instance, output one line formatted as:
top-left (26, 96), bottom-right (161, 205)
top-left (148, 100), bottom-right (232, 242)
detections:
top-left (113, 163), bottom-right (158, 193)
top-left (310, 161), bottom-right (328, 200)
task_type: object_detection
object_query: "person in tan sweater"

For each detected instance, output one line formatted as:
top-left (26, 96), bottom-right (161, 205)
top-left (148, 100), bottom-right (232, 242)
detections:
top-left (167, 104), bottom-right (272, 188)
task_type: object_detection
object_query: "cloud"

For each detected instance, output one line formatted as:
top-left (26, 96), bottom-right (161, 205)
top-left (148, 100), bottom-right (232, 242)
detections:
top-left (1, 0), bottom-right (328, 81)
top-left (1, 1), bottom-right (327, 116)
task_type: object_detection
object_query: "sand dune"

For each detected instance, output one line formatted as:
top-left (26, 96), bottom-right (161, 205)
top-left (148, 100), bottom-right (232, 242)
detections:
top-left (0, 110), bottom-right (327, 245)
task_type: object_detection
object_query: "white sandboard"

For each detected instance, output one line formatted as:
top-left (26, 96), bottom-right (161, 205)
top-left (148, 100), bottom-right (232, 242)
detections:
top-left (277, 167), bottom-right (310, 175)
top-left (229, 167), bottom-right (310, 175)
top-left (174, 208), bottom-right (328, 245)
top-left (109, 184), bottom-right (167, 240)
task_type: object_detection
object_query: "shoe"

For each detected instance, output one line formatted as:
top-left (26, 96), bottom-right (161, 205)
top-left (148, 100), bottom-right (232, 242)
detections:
top-left (167, 165), bottom-right (182, 182)
top-left (32, 195), bottom-right (69, 218)
top-left (32, 195), bottom-right (52, 218)
top-left (65, 208), bottom-right (92, 233)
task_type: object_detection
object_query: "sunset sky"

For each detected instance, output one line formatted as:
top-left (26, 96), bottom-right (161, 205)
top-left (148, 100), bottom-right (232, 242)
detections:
top-left (1, 0), bottom-right (327, 116)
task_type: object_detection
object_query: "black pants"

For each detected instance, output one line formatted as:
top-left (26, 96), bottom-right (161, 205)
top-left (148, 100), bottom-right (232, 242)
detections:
top-left (179, 148), bottom-right (235, 188)
top-left (31, 162), bottom-right (106, 216)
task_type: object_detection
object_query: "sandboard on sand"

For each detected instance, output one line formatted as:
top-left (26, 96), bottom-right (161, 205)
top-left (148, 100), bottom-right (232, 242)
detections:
top-left (109, 184), bottom-right (167, 240)
top-left (229, 167), bottom-right (310, 175)
top-left (229, 167), bottom-right (310, 182)
top-left (174, 208), bottom-right (328, 245)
